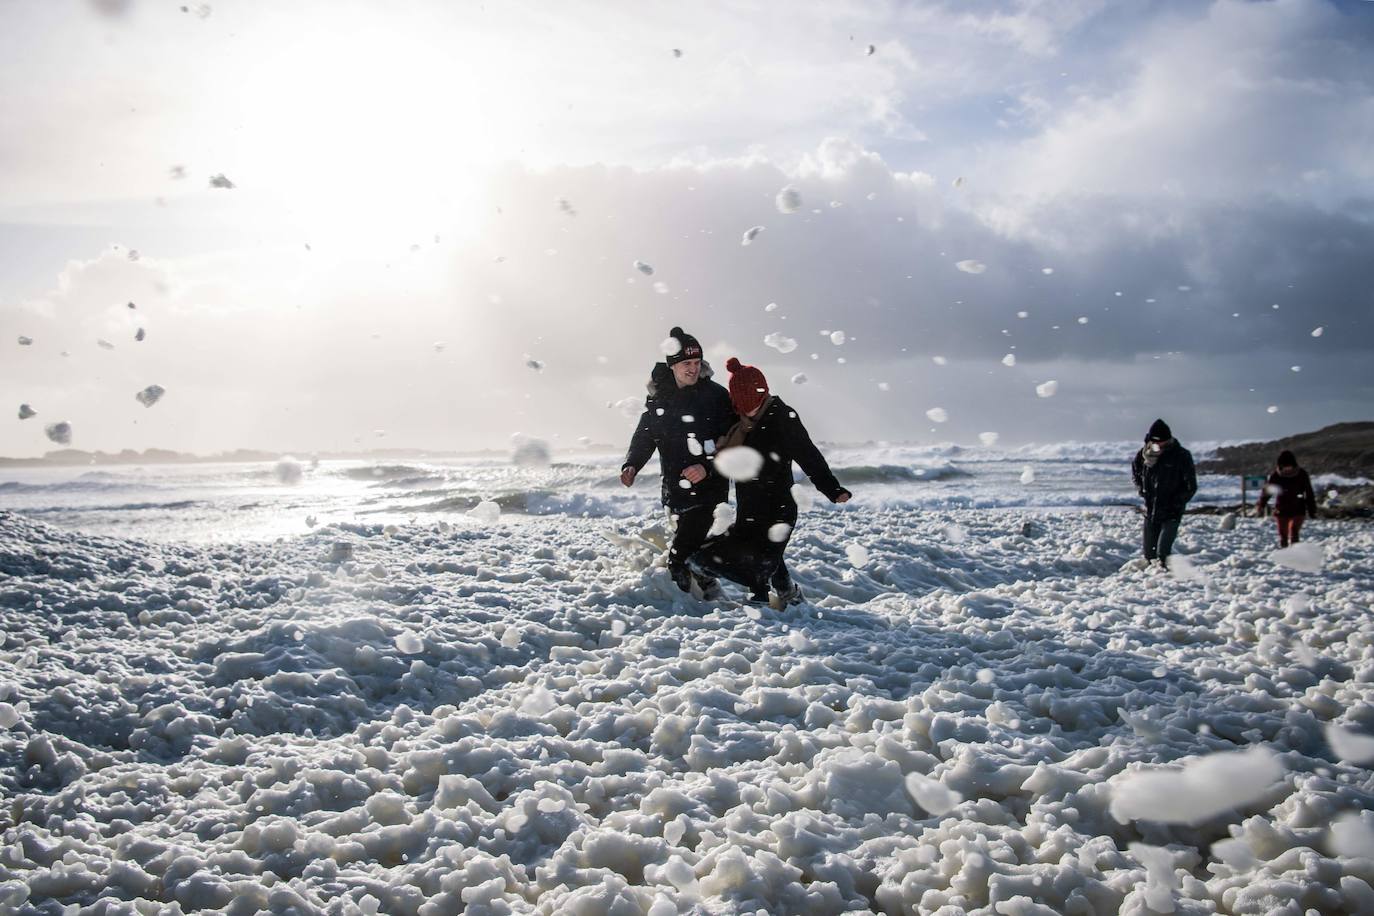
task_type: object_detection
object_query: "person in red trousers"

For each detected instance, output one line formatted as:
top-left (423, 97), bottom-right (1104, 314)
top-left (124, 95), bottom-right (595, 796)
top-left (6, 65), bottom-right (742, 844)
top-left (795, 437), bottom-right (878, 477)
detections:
top-left (1256, 449), bottom-right (1318, 547)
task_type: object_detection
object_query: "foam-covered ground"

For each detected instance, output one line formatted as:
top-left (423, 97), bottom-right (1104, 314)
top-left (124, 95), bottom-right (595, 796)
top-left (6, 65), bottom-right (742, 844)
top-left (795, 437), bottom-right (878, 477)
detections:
top-left (2, 507), bottom-right (1373, 915)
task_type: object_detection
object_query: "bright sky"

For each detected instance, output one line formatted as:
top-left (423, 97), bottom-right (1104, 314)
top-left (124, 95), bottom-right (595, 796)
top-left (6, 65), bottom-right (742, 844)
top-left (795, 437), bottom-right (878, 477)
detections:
top-left (3, 0), bottom-right (1373, 457)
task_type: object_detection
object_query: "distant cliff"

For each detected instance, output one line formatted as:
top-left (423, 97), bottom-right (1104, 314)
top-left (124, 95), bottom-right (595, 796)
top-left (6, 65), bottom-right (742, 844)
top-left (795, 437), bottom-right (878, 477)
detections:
top-left (1197, 422), bottom-right (1374, 478)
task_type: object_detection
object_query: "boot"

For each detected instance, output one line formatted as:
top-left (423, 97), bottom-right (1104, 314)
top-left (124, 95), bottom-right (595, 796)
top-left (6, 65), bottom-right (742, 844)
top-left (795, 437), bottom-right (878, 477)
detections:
top-left (697, 576), bottom-right (724, 602)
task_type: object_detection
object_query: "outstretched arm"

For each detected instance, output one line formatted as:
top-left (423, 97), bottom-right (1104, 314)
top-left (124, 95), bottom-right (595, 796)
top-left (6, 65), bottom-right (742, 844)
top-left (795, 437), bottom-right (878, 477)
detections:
top-left (1182, 453), bottom-right (1198, 504)
top-left (784, 410), bottom-right (849, 502)
top-left (1131, 451), bottom-right (1145, 495)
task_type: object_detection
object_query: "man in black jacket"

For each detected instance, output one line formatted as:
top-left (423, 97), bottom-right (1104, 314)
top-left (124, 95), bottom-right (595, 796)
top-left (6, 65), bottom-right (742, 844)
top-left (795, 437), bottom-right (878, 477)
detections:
top-left (621, 327), bottom-right (737, 595)
top-left (1131, 418), bottom-right (1197, 568)
top-left (688, 357), bottom-right (851, 605)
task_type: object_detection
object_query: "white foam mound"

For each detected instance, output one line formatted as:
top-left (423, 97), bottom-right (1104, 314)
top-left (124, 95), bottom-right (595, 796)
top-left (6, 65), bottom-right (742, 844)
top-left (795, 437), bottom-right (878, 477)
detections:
top-left (468, 500), bottom-right (501, 524)
top-left (925, 407), bottom-right (948, 423)
top-left (776, 185), bottom-right (802, 213)
top-left (764, 332), bottom-right (797, 354)
top-left (1036, 380), bottom-right (1059, 398)
top-left (1330, 812), bottom-right (1374, 859)
top-left (708, 502), bottom-right (735, 537)
top-left (274, 456), bottom-right (303, 485)
top-left (135, 384), bottom-right (166, 408)
top-left (955, 259), bottom-right (986, 274)
top-left (741, 226), bottom-right (764, 246)
top-left (715, 446), bottom-right (764, 482)
top-left (904, 771), bottom-right (962, 815)
top-left (1127, 843), bottom-right (1179, 913)
top-left (1168, 554), bottom-right (1207, 582)
top-left (846, 543), bottom-right (870, 568)
top-left (1326, 723), bottom-right (1374, 764)
top-left (1270, 542), bottom-right (1323, 573)
top-left (611, 396), bottom-right (644, 419)
top-left (1109, 746), bottom-right (1282, 825)
top-left (512, 436), bottom-right (552, 468)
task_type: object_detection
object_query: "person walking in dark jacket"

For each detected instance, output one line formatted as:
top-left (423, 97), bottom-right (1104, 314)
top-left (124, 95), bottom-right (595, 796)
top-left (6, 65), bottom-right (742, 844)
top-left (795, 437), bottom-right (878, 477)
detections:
top-left (1256, 449), bottom-right (1317, 547)
top-left (688, 357), bottom-right (851, 605)
top-left (1130, 418), bottom-right (1197, 569)
top-left (621, 327), bottom-right (737, 595)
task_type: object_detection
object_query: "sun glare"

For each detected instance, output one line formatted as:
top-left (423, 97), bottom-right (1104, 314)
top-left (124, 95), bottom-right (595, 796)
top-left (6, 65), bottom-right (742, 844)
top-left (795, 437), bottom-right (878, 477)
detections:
top-left (226, 13), bottom-right (529, 256)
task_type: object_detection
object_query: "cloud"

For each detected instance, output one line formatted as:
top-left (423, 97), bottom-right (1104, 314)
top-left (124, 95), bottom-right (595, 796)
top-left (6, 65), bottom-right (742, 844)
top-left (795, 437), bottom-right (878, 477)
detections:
top-left (6, 131), bottom-right (1372, 455)
top-left (991, 0), bottom-right (1374, 202)
top-left (4, 2), bottom-right (1373, 454)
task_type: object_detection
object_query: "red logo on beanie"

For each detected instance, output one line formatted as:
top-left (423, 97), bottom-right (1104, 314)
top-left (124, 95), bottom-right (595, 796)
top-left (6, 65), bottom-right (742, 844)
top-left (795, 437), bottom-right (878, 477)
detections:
top-left (726, 357), bottom-right (769, 415)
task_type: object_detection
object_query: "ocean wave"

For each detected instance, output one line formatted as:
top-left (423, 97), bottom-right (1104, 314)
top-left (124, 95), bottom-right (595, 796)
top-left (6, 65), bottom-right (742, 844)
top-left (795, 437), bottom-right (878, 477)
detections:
top-left (860, 493), bottom-right (1139, 511)
top-left (338, 464), bottom-right (438, 482)
top-left (368, 474), bottom-right (449, 489)
top-left (403, 490), bottom-right (558, 514)
top-left (833, 463), bottom-right (972, 484)
top-left (0, 479), bottom-right (162, 494)
top-left (28, 499), bottom-right (205, 513)
top-left (1314, 473), bottom-right (1372, 488)
top-left (1003, 442), bottom-right (1138, 463)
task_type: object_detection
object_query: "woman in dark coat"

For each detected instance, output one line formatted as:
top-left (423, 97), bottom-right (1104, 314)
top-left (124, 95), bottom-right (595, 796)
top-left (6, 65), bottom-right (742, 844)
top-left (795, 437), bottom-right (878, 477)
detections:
top-left (688, 357), bottom-right (851, 605)
top-left (1256, 449), bottom-right (1317, 547)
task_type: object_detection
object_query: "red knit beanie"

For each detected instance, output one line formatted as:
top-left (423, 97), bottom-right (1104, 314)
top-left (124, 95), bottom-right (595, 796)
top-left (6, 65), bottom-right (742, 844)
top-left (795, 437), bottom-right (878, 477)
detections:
top-left (726, 357), bottom-right (769, 416)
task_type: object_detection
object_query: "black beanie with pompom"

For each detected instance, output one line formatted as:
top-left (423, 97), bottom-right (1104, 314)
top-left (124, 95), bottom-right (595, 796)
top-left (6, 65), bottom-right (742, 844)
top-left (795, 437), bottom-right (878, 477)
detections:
top-left (665, 326), bottom-right (703, 365)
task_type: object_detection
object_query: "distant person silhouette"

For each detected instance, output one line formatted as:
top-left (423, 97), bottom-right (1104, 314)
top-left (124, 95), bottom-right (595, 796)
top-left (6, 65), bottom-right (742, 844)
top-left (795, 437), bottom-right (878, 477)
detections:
top-left (1256, 450), bottom-right (1317, 547)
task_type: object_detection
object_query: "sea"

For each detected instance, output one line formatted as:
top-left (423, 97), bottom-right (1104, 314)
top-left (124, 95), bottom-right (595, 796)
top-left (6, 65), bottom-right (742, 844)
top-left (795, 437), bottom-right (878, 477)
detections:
top-left (0, 441), bottom-right (1273, 544)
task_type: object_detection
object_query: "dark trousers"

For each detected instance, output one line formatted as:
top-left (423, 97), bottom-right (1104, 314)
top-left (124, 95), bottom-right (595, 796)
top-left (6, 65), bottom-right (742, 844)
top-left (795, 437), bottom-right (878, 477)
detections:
top-left (1143, 515), bottom-right (1182, 561)
top-left (1275, 515), bottom-right (1305, 548)
top-left (688, 524), bottom-right (792, 601)
top-left (667, 504), bottom-right (719, 590)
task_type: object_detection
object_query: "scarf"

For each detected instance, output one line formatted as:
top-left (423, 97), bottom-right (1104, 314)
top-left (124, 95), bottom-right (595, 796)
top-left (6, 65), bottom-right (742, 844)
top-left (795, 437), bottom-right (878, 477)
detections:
top-left (1142, 438), bottom-right (1172, 468)
top-left (718, 396), bottom-right (773, 452)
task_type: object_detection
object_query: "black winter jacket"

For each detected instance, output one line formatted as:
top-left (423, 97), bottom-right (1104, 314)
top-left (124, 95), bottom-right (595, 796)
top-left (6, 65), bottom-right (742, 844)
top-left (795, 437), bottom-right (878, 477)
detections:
top-left (1131, 440), bottom-right (1197, 520)
top-left (725, 396), bottom-right (849, 529)
top-left (623, 362), bottom-right (737, 510)
top-left (1257, 467), bottom-right (1317, 517)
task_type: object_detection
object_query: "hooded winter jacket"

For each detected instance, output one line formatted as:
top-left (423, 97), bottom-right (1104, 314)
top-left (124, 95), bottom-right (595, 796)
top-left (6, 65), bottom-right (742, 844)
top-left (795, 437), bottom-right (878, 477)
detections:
top-left (623, 361), bottom-right (737, 510)
top-left (722, 396), bottom-right (849, 529)
top-left (1257, 467), bottom-right (1317, 517)
top-left (1131, 439), bottom-right (1198, 520)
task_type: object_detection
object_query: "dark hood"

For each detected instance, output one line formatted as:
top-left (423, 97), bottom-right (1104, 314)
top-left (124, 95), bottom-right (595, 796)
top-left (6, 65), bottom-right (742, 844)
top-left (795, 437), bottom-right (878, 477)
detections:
top-left (1146, 418), bottom-right (1172, 442)
top-left (646, 360), bottom-right (716, 400)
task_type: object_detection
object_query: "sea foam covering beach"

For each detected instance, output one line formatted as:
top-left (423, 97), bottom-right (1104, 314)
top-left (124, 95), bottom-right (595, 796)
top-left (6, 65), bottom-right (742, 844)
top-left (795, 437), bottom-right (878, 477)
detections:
top-left (2, 446), bottom-right (1374, 914)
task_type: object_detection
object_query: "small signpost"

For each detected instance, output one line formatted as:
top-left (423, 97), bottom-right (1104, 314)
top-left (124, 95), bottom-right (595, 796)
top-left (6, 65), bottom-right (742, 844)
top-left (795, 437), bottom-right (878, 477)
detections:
top-left (1241, 474), bottom-right (1266, 514)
